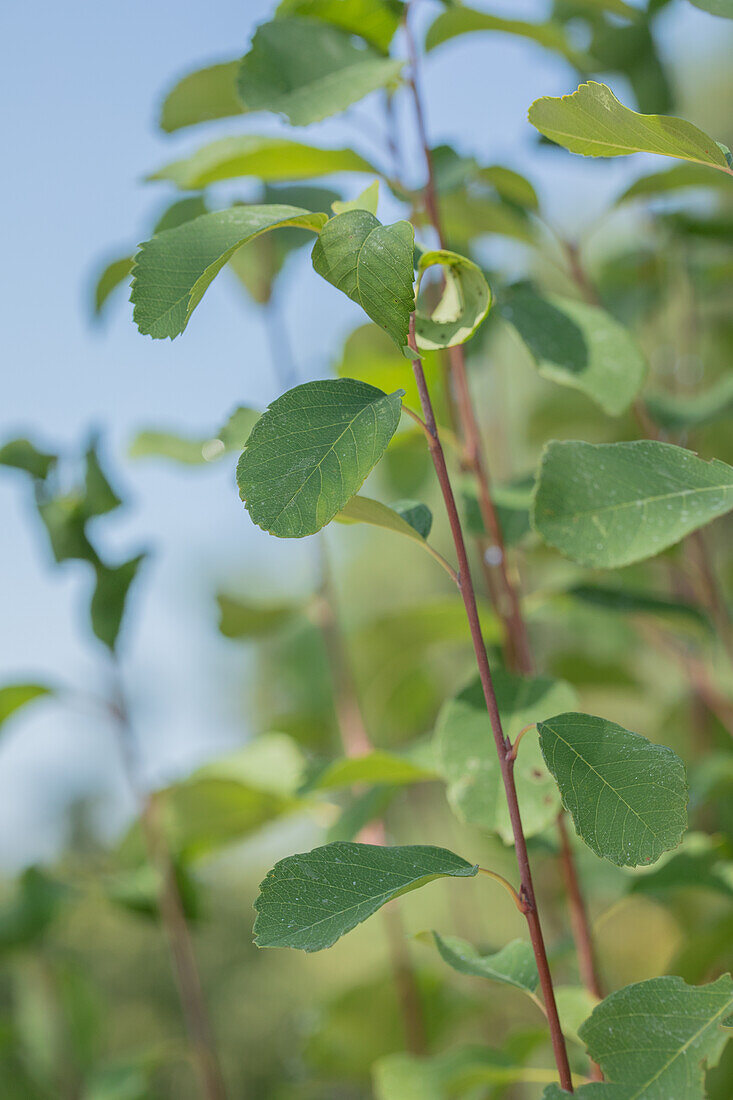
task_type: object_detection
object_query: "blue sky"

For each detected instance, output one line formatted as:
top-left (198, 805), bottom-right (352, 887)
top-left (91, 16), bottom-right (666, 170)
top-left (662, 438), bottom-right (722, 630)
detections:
top-left (0, 0), bottom-right (727, 866)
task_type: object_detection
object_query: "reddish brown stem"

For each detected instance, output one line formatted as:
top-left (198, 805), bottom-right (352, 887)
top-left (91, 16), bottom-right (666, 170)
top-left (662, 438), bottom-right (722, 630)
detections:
top-left (557, 815), bottom-right (603, 1002)
top-left (408, 316), bottom-right (573, 1091)
top-left (110, 687), bottom-right (227, 1100)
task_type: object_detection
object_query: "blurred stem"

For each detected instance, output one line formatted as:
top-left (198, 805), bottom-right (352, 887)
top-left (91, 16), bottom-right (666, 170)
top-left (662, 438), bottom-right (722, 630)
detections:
top-left (557, 815), bottom-right (603, 1002)
top-left (408, 316), bottom-right (573, 1092)
top-left (264, 294), bottom-right (299, 392)
top-left (108, 675), bottom-right (227, 1100)
top-left (401, 3), bottom-right (599, 1032)
top-left (687, 529), bottom-right (733, 668)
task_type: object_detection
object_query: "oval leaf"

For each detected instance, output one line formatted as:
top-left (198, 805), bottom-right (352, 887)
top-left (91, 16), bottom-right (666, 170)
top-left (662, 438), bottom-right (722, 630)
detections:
top-left (253, 841), bottom-right (478, 951)
top-left (415, 250), bottom-right (491, 351)
top-left (131, 205), bottom-right (327, 339)
top-left (579, 974), bottom-right (733, 1099)
top-left (538, 712), bottom-right (688, 866)
top-left (159, 60), bottom-right (244, 133)
top-left (312, 210), bottom-right (416, 353)
top-left (148, 135), bottom-right (377, 190)
top-left (237, 19), bottom-right (403, 126)
top-left (528, 81), bottom-right (730, 171)
top-left (532, 440), bottom-right (733, 568)
top-left (499, 287), bottom-right (646, 416)
top-left (236, 379), bottom-right (403, 538)
top-left (436, 670), bottom-right (576, 841)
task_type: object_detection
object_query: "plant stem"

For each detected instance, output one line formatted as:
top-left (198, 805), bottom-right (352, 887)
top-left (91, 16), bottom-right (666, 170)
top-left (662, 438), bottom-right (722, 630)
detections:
top-left (109, 678), bottom-right (227, 1100)
top-left (408, 316), bottom-right (573, 1092)
top-left (557, 815), bottom-right (603, 1001)
top-left (401, 7), bottom-right (599, 1027)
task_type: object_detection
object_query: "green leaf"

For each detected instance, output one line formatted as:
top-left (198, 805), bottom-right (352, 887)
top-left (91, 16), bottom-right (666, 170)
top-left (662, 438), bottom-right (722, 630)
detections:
top-left (326, 787), bottom-right (396, 843)
top-left (152, 195), bottom-right (209, 234)
top-left (425, 7), bottom-right (591, 67)
top-left (311, 211), bottom-right (415, 352)
top-left (149, 135), bottom-right (377, 190)
top-left (159, 60), bottom-right (244, 132)
top-left (0, 685), bottom-right (52, 733)
top-left (334, 495), bottom-right (445, 572)
top-left (0, 439), bottom-right (56, 480)
top-left (130, 406), bottom-right (260, 466)
top-left (461, 474), bottom-right (534, 547)
top-left (275, 0), bottom-right (404, 53)
top-left (566, 583), bottom-right (709, 631)
top-left (629, 833), bottom-right (733, 900)
top-left (236, 379), bottom-right (403, 538)
top-left (236, 19), bottom-right (403, 126)
top-left (304, 750), bottom-right (436, 792)
top-left (579, 974), bottom-right (733, 1098)
top-left (335, 323), bottom-right (442, 413)
top-left (131, 205), bottom-right (327, 339)
top-left (0, 868), bottom-right (66, 954)
top-left (528, 81), bottom-right (731, 171)
top-left (532, 440), bottom-right (733, 568)
top-left (618, 163), bottom-right (733, 203)
top-left (439, 189), bottom-right (537, 250)
top-left (82, 441), bottom-right (122, 517)
top-left (91, 554), bottom-right (145, 651)
top-left (375, 1048), bottom-right (575, 1098)
top-left (644, 375), bottom-right (733, 432)
top-left (93, 257), bottom-right (134, 317)
top-left (253, 841), bottom-right (478, 951)
top-left (436, 671), bottom-right (576, 842)
top-left (426, 932), bottom-right (538, 994)
top-left (415, 250), bottom-right (491, 351)
top-left (217, 594), bottom-right (302, 639)
top-left (332, 180), bottom-right (380, 216)
top-left (499, 287), bottom-right (646, 416)
top-left (687, 0), bottom-right (733, 17)
top-left (538, 712), bottom-right (688, 866)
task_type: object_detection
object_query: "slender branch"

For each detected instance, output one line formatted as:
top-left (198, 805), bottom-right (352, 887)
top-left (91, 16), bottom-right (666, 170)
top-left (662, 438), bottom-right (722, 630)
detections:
top-left (407, 315), bottom-right (573, 1091)
top-left (477, 866), bottom-right (525, 913)
top-left (402, 403), bottom-right (432, 440)
top-left (507, 722), bottom-right (536, 763)
top-left (108, 678), bottom-right (227, 1100)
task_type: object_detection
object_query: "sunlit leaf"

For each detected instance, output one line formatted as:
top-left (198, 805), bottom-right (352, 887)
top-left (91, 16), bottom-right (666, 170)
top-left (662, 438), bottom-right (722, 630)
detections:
top-left (130, 406), bottom-right (260, 466)
top-left (276, 0), bottom-right (404, 52)
top-left (159, 60), bottom-right (244, 132)
top-left (415, 250), bottom-right (491, 351)
top-left (499, 286), bottom-right (646, 416)
top-left (149, 135), bottom-right (377, 190)
top-left (528, 81), bottom-right (731, 171)
top-left (426, 932), bottom-right (538, 994)
top-left (216, 594), bottom-right (302, 639)
top-left (0, 685), bottom-right (52, 734)
top-left (236, 379), bottom-right (403, 538)
top-left (131, 205), bottom-right (327, 339)
top-left (425, 7), bottom-right (591, 67)
top-left (436, 671), bottom-right (575, 841)
top-left (538, 712), bottom-right (688, 866)
top-left (332, 180), bottom-right (380, 215)
top-left (532, 440), bottom-right (733, 567)
top-left (335, 495), bottom-right (447, 573)
top-left (578, 974), bottom-right (733, 1098)
top-left (375, 1048), bottom-right (579, 1098)
top-left (253, 841), bottom-right (478, 951)
top-left (312, 211), bottom-right (416, 353)
top-left (304, 750), bottom-right (436, 792)
top-left (236, 19), bottom-right (403, 126)
top-left (439, 188), bottom-right (536, 250)
top-left (160, 778), bottom-right (295, 860)
top-left (335, 323), bottom-right (441, 414)
top-left (618, 162), bottom-right (733, 203)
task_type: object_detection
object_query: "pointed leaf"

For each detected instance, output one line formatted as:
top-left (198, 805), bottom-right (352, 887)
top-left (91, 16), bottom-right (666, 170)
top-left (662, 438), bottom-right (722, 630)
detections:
top-left (91, 554), bottom-right (145, 651)
top-left (538, 712), bottom-right (688, 866)
top-left (236, 378), bottom-right (403, 538)
top-left (254, 841), bottom-right (478, 950)
top-left (275, 0), bottom-right (404, 53)
top-left (131, 205), bottom-right (327, 339)
top-left (93, 256), bottom-right (134, 316)
top-left (579, 974), bottom-right (733, 1099)
top-left (436, 671), bottom-right (576, 841)
top-left (149, 135), bottom-right (377, 190)
top-left (532, 440), bottom-right (733, 567)
top-left (0, 685), bottom-right (52, 734)
top-left (428, 932), bottom-right (538, 994)
top-left (236, 19), bottom-right (403, 126)
top-left (415, 250), bottom-right (491, 351)
top-left (618, 163), bottom-right (733, 203)
top-left (529, 81), bottom-right (731, 171)
top-left (426, 7), bottom-right (591, 67)
top-left (312, 210), bottom-right (415, 352)
top-left (159, 60), bottom-right (244, 132)
top-left (499, 287), bottom-right (646, 416)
